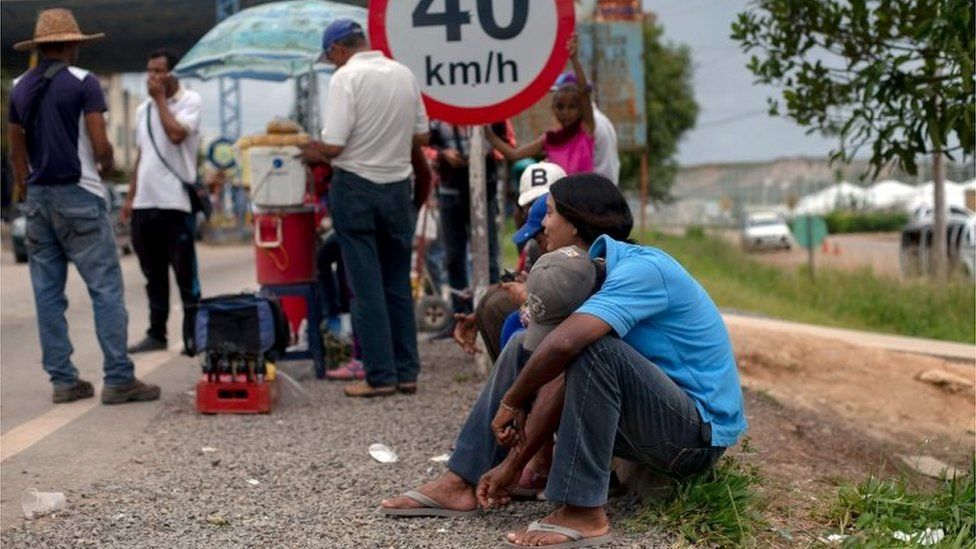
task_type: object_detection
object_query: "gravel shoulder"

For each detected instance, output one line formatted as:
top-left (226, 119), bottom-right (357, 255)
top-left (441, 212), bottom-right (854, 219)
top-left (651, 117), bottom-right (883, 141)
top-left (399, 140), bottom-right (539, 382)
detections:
top-left (0, 341), bottom-right (669, 548)
top-left (3, 327), bottom-right (971, 547)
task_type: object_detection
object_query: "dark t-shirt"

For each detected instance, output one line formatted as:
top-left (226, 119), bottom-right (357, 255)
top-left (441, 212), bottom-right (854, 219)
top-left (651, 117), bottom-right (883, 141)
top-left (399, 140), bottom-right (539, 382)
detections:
top-left (9, 59), bottom-right (107, 186)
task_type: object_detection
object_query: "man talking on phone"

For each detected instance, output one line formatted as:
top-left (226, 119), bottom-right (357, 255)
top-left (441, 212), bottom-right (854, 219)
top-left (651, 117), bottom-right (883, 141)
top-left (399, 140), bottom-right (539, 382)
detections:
top-left (122, 48), bottom-right (203, 354)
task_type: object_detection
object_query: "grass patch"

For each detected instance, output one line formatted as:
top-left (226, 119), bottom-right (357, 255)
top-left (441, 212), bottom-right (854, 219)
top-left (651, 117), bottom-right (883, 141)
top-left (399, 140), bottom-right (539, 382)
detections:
top-left (825, 464), bottom-right (975, 547)
top-left (624, 454), bottom-right (765, 547)
top-left (637, 231), bottom-right (976, 343)
top-left (498, 225), bottom-right (974, 342)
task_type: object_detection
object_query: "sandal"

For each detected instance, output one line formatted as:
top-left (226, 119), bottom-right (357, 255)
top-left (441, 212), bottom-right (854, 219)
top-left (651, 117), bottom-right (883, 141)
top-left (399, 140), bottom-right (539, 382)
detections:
top-left (508, 467), bottom-right (548, 500)
top-left (326, 358), bottom-right (365, 381)
top-left (505, 521), bottom-right (613, 548)
top-left (397, 382), bottom-right (418, 394)
top-left (379, 490), bottom-right (481, 518)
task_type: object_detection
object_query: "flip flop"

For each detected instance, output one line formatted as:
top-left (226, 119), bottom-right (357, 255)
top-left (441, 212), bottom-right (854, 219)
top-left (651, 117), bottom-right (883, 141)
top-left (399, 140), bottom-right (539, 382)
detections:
top-left (504, 520), bottom-right (613, 548)
top-left (379, 490), bottom-right (481, 518)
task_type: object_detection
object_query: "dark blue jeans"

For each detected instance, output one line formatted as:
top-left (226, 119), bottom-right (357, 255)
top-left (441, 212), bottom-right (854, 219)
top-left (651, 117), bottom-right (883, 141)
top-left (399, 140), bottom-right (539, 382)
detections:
top-left (316, 230), bottom-right (349, 318)
top-left (448, 334), bottom-right (724, 507)
top-left (438, 183), bottom-right (500, 314)
top-left (23, 184), bottom-right (136, 388)
top-left (329, 169), bottom-right (419, 387)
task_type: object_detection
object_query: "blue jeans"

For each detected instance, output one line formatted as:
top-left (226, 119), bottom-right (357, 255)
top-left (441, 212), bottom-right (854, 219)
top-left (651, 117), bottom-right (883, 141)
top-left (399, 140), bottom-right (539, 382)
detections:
top-left (23, 185), bottom-right (135, 388)
top-left (438, 183), bottom-right (500, 314)
top-left (329, 169), bottom-right (419, 387)
top-left (448, 334), bottom-right (724, 507)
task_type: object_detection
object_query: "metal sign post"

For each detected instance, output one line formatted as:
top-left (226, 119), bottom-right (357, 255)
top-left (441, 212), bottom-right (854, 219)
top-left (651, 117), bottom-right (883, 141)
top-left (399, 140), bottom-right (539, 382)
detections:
top-left (468, 128), bottom-right (489, 304)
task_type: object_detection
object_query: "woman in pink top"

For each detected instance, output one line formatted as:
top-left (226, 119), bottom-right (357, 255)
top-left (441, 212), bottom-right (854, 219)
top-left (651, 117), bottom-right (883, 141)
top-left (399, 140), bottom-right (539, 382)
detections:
top-left (487, 35), bottom-right (595, 175)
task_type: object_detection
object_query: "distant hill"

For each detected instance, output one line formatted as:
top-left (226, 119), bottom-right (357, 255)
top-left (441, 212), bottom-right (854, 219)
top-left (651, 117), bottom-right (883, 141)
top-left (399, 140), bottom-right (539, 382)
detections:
top-left (673, 156), bottom-right (975, 203)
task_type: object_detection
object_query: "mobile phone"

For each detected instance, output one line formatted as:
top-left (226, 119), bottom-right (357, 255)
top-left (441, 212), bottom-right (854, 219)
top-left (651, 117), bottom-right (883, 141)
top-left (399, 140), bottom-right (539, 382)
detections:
top-left (500, 269), bottom-right (517, 283)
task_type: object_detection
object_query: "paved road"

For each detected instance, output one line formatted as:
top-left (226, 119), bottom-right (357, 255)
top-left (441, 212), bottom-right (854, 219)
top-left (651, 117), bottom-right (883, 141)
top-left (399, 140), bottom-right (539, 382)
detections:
top-left (0, 242), bottom-right (258, 529)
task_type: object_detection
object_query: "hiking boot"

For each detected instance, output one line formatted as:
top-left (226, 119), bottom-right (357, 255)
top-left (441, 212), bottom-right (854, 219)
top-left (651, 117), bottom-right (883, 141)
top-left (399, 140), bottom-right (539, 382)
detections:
top-left (52, 379), bottom-right (94, 404)
top-left (101, 379), bottom-right (161, 405)
top-left (343, 381), bottom-right (396, 398)
top-left (127, 335), bottom-right (167, 354)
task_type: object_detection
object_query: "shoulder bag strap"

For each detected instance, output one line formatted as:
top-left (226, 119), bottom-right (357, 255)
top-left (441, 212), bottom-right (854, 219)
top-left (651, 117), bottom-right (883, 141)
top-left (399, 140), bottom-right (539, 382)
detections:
top-left (23, 61), bottom-right (68, 134)
top-left (145, 103), bottom-right (190, 184)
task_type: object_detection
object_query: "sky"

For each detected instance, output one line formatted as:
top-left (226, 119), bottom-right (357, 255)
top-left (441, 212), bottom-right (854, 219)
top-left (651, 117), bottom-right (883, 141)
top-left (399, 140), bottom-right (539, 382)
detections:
top-left (645, 0), bottom-right (837, 165)
top-left (123, 0), bottom-right (840, 167)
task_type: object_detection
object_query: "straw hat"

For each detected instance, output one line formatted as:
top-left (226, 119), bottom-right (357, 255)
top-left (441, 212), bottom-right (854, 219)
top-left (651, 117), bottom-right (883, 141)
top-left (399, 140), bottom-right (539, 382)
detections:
top-left (13, 9), bottom-right (105, 51)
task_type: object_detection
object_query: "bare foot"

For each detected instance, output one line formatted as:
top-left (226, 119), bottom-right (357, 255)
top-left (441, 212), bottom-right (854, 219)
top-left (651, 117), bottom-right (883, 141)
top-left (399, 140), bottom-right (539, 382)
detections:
top-left (505, 505), bottom-right (610, 547)
top-left (380, 471), bottom-right (478, 512)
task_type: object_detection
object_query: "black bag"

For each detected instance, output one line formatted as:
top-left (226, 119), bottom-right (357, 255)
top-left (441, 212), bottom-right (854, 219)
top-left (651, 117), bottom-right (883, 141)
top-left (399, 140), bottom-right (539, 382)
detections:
top-left (145, 103), bottom-right (213, 219)
top-left (187, 293), bottom-right (289, 359)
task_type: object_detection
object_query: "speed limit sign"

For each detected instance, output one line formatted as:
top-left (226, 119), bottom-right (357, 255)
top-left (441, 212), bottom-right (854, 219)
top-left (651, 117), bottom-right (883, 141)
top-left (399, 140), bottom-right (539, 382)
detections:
top-left (369, 0), bottom-right (576, 124)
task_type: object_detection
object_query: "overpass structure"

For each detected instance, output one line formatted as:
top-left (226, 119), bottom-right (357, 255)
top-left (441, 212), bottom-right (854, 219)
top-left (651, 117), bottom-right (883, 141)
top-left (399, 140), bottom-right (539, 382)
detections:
top-left (1, 0), bottom-right (366, 74)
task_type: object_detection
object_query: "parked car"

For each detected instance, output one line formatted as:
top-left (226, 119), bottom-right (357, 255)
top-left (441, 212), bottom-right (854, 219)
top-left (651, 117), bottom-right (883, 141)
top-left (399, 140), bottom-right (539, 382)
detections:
top-left (741, 212), bottom-right (793, 251)
top-left (9, 184), bottom-right (132, 264)
top-left (900, 208), bottom-right (976, 278)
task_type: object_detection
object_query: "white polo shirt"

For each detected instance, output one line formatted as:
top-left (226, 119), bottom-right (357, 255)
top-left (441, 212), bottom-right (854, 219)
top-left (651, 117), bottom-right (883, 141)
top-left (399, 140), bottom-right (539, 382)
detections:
top-left (133, 87), bottom-right (202, 212)
top-left (321, 51), bottom-right (428, 184)
top-left (593, 105), bottom-right (620, 185)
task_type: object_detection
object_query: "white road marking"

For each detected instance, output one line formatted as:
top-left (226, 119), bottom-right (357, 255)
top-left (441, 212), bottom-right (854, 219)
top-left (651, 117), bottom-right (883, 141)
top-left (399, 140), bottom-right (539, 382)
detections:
top-left (0, 342), bottom-right (183, 462)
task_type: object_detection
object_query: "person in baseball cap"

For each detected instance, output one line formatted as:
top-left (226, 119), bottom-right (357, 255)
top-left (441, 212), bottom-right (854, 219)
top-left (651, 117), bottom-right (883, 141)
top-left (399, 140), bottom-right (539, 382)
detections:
top-left (517, 161), bottom-right (566, 207)
top-left (512, 192), bottom-right (549, 248)
top-left (318, 18), bottom-right (366, 65)
top-left (521, 246), bottom-right (597, 351)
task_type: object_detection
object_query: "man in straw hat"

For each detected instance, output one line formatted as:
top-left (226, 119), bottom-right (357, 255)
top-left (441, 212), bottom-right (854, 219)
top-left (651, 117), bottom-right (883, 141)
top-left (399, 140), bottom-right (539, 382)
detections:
top-left (8, 8), bottom-right (161, 405)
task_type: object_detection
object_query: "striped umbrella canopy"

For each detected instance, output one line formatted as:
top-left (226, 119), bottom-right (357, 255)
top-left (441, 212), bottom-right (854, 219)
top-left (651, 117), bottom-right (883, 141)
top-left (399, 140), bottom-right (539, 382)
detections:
top-left (174, 0), bottom-right (367, 81)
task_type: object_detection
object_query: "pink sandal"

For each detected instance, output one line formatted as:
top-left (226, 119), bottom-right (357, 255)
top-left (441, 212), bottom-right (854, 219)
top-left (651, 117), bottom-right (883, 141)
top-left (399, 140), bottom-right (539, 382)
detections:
top-left (326, 358), bottom-right (365, 381)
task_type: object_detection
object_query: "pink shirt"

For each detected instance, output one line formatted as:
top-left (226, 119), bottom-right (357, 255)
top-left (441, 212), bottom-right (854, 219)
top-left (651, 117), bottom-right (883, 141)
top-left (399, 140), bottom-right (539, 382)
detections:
top-left (544, 126), bottom-right (595, 175)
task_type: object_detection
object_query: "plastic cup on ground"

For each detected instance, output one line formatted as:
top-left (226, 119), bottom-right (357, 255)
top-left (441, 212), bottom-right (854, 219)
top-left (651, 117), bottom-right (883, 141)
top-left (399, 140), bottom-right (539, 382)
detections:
top-left (21, 489), bottom-right (66, 519)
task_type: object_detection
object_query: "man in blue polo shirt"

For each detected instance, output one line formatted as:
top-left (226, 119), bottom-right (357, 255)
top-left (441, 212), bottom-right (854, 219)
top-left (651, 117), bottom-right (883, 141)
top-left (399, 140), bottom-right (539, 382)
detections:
top-left (8, 8), bottom-right (160, 405)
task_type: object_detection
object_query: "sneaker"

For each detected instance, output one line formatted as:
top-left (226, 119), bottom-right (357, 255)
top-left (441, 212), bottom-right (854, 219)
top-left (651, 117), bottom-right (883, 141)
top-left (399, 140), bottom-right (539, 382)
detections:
top-left (127, 335), bottom-right (167, 354)
top-left (326, 358), bottom-right (365, 381)
top-left (52, 379), bottom-right (94, 404)
top-left (101, 379), bottom-right (161, 405)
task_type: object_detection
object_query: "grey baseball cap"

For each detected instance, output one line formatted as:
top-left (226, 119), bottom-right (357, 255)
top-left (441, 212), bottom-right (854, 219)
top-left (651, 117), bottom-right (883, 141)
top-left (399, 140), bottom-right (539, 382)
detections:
top-left (522, 246), bottom-right (597, 351)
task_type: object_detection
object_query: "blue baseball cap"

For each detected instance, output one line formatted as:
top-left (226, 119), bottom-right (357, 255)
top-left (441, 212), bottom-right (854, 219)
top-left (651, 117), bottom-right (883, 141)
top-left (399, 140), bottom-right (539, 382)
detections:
top-left (319, 19), bottom-right (364, 59)
top-left (512, 193), bottom-right (549, 246)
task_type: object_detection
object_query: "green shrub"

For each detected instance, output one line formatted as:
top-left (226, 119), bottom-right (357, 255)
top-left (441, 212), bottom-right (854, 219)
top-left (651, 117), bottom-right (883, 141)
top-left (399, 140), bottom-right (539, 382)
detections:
top-left (685, 225), bottom-right (706, 239)
top-left (823, 210), bottom-right (910, 234)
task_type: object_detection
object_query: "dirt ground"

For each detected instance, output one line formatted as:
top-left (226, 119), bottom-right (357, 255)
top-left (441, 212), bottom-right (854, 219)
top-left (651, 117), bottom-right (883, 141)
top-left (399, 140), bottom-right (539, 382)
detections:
top-left (727, 324), bottom-right (975, 544)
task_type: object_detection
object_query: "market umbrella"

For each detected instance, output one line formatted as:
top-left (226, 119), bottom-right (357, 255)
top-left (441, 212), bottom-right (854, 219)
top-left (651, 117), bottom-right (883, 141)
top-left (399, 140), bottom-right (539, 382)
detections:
top-left (174, 0), bottom-right (367, 81)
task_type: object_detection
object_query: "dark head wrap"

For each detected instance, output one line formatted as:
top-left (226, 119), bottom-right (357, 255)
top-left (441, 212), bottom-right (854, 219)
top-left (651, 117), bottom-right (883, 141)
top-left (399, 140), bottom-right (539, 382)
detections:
top-left (549, 173), bottom-right (633, 245)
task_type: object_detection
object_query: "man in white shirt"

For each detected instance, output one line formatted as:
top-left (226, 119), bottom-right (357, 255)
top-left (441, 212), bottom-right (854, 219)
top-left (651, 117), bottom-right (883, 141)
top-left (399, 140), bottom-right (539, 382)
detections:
top-left (301, 19), bottom-right (429, 398)
top-left (122, 48), bottom-right (203, 354)
top-left (592, 104), bottom-right (620, 185)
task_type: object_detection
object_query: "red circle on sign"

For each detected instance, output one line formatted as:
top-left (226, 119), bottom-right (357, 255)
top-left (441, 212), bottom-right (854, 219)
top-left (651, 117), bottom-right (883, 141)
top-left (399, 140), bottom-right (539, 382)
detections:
top-left (369, 0), bottom-right (576, 125)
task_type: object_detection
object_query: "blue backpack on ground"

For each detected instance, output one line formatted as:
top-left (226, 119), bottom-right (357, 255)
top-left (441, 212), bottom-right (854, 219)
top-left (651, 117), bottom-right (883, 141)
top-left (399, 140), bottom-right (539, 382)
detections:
top-left (188, 293), bottom-right (289, 359)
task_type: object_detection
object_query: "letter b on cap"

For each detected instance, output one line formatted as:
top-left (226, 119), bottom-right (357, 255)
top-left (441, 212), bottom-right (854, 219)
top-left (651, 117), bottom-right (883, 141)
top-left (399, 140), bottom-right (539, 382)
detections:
top-left (531, 168), bottom-right (548, 187)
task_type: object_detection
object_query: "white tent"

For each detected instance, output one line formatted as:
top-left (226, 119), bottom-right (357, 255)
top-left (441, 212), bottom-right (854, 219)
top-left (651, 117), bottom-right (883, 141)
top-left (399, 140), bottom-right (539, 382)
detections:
top-left (906, 180), bottom-right (966, 211)
top-left (794, 182), bottom-right (867, 214)
top-left (866, 180), bottom-right (916, 209)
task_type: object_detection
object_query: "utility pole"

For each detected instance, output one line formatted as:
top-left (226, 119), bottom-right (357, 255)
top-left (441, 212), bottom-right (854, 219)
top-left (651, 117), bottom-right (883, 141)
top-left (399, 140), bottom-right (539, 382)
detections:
top-left (216, 0), bottom-right (241, 139)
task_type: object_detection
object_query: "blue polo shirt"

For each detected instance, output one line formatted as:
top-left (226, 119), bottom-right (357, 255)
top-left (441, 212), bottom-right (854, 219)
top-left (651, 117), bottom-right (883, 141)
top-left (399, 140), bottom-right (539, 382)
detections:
top-left (577, 236), bottom-right (747, 447)
top-left (9, 59), bottom-right (107, 189)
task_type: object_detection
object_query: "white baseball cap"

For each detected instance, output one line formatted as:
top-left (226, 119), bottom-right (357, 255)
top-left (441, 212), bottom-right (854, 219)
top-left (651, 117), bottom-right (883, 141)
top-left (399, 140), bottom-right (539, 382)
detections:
top-left (518, 161), bottom-right (566, 207)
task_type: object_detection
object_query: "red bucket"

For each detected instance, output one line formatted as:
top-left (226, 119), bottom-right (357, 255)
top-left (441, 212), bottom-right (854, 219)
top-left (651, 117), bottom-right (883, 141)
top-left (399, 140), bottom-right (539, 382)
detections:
top-left (254, 208), bottom-right (316, 285)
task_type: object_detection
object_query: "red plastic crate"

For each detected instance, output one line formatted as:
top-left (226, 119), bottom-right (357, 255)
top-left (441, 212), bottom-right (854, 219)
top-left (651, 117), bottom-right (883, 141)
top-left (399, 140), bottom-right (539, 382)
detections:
top-left (196, 376), bottom-right (277, 414)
